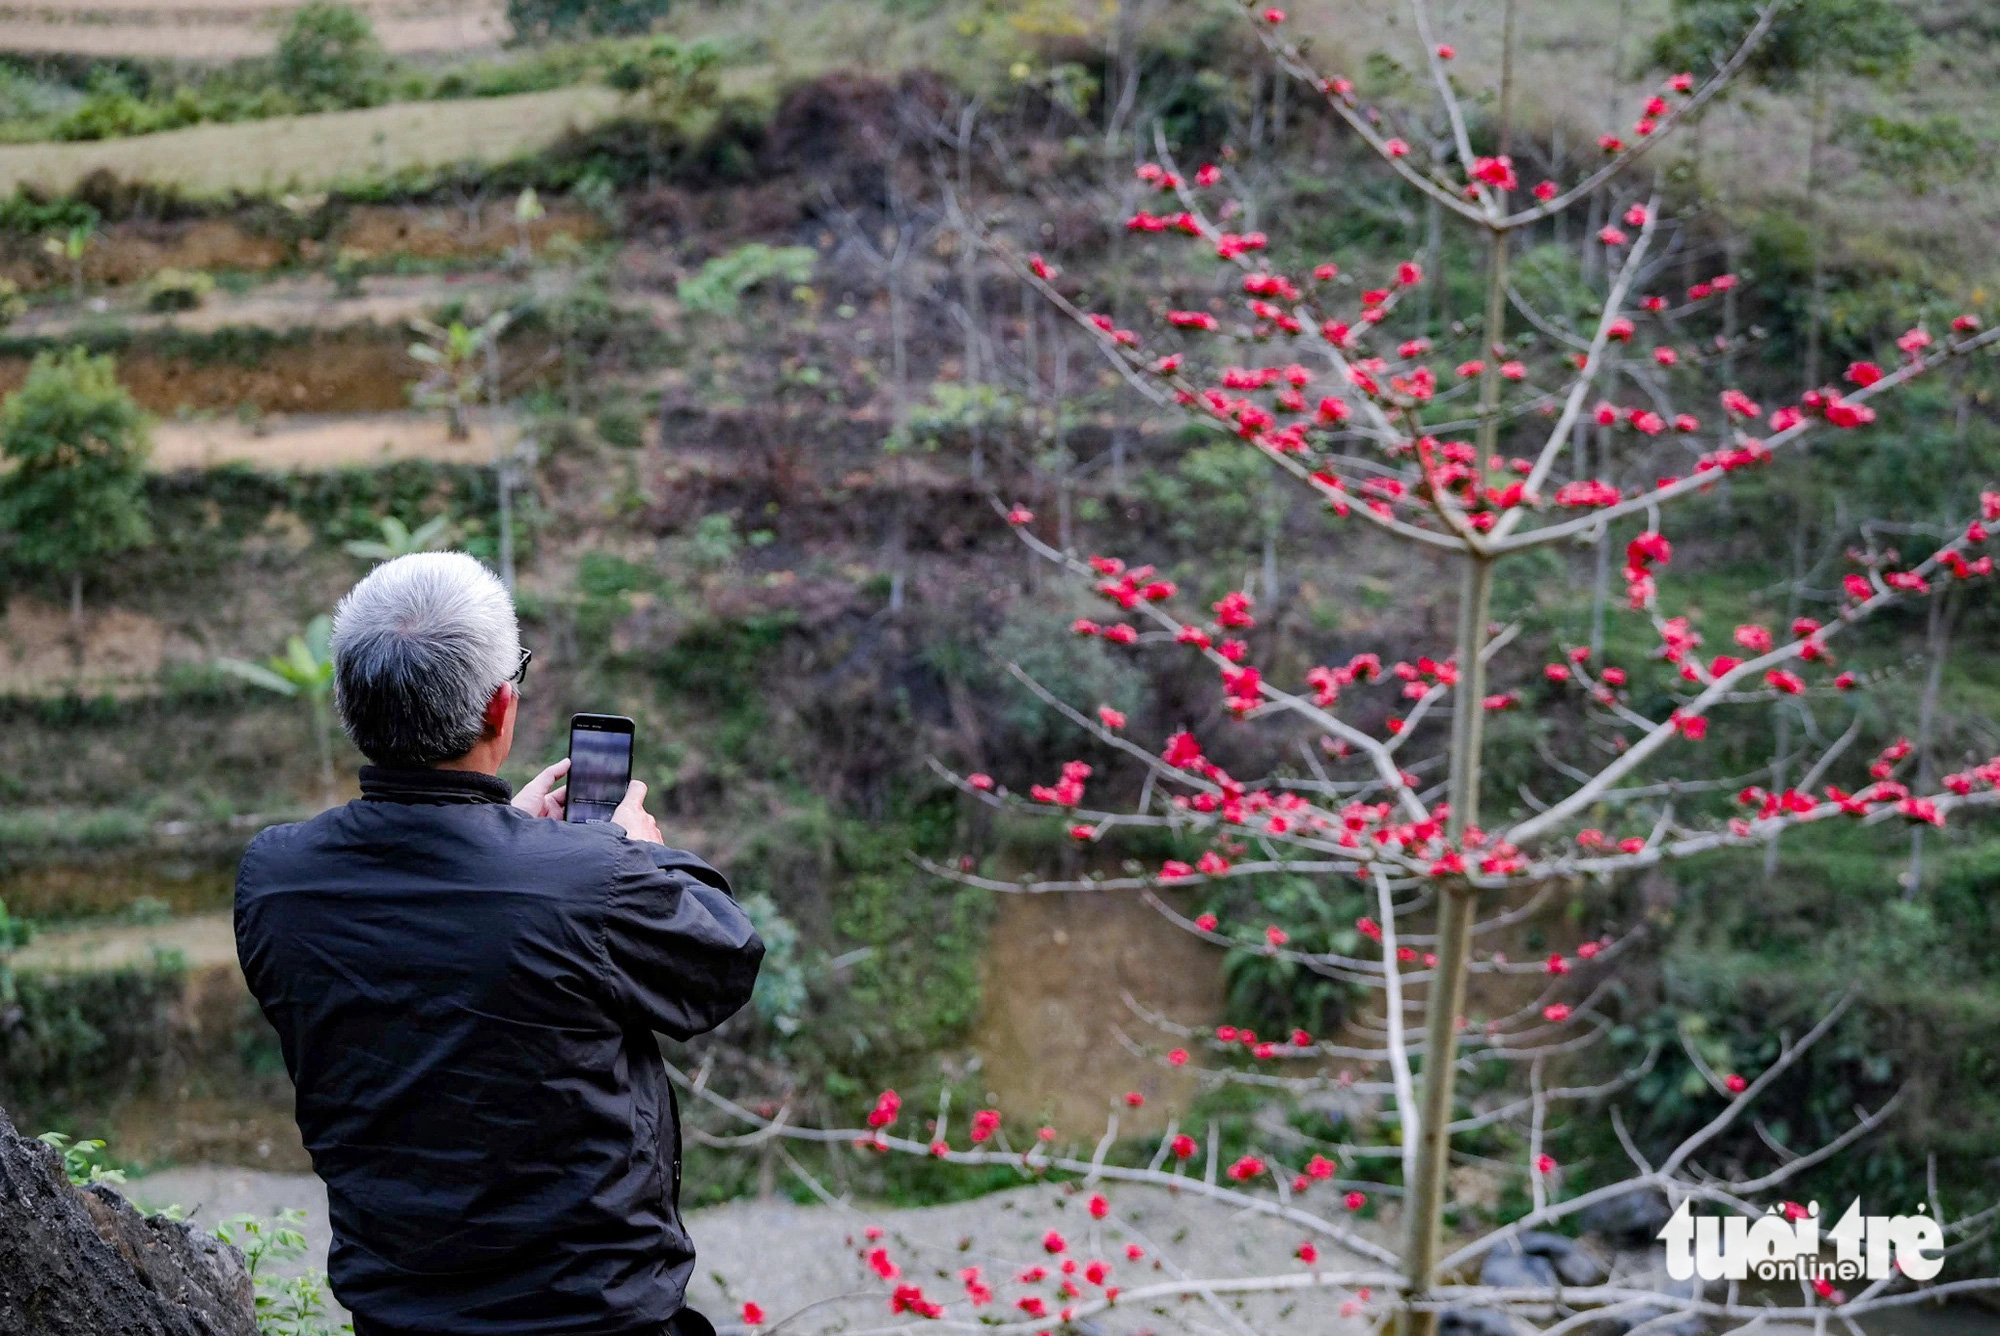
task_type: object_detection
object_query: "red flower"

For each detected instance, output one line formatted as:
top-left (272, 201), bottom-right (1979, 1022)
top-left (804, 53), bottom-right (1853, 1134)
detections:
top-left (866, 1090), bottom-right (901, 1129)
top-left (1167, 1047), bottom-right (1189, 1066)
top-left (1470, 156), bottom-right (1516, 191)
top-left (1297, 1241), bottom-right (1320, 1264)
top-left (867, 1247), bottom-right (900, 1279)
top-left (1543, 1003), bottom-right (1572, 1023)
top-left (1384, 138), bottom-right (1410, 157)
top-left (1006, 504), bottom-right (1034, 525)
top-left (1345, 1190), bottom-right (1367, 1211)
top-left (1226, 1155), bottom-right (1266, 1181)
top-left (1535, 1153), bottom-right (1557, 1175)
top-left (1043, 1230), bottom-right (1067, 1254)
top-left (1261, 6), bottom-right (1285, 20)
top-left (1212, 590), bottom-right (1256, 628)
top-left (1533, 180), bottom-right (1558, 201)
top-left (1123, 1091), bottom-right (1145, 1108)
top-left (742, 1302), bottom-right (766, 1325)
top-left (966, 773), bottom-right (993, 791)
top-left (1096, 705), bottom-right (1126, 730)
top-left (1171, 1134), bottom-right (1198, 1159)
top-left (1725, 1073), bottom-right (1748, 1094)
top-left (1435, 43), bottom-right (1455, 59)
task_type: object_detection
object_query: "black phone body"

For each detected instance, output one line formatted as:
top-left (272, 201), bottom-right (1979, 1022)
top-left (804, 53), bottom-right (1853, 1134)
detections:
top-left (565, 713), bottom-right (635, 824)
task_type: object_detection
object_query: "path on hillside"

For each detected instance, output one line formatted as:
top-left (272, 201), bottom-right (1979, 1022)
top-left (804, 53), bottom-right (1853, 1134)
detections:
top-left (14, 272), bottom-right (534, 342)
top-left (151, 411), bottom-right (502, 471)
top-left (0, 0), bottom-right (506, 60)
top-left (122, 1169), bottom-right (1388, 1334)
top-left (0, 86), bottom-right (622, 197)
top-left (12, 909), bottom-right (238, 972)
top-left (116, 1163), bottom-right (1963, 1334)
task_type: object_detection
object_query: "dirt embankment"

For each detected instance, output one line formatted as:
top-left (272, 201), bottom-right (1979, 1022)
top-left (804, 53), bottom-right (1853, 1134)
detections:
top-left (0, 199), bottom-right (601, 294)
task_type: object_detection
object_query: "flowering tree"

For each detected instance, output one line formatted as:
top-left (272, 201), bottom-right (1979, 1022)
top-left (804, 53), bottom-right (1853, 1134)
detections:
top-left (674, 1), bottom-right (2000, 1331)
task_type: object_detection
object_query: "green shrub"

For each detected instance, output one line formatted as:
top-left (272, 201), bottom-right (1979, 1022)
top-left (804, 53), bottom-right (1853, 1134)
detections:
top-left (275, 1), bottom-right (386, 112)
top-left (510, 0), bottom-right (672, 39)
top-left (142, 267), bottom-right (215, 313)
top-left (0, 961), bottom-right (188, 1111)
top-left (676, 243), bottom-right (816, 317)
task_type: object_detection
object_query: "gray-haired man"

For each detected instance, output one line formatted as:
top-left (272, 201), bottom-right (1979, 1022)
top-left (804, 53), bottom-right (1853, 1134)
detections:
top-left (235, 552), bottom-right (763, 1336)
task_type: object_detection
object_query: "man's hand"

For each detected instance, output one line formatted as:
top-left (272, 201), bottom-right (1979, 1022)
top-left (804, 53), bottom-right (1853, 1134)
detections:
top-left (512, 758), bottom-right (570, 819)
top-left (611, 781), bottom-right (663, 845)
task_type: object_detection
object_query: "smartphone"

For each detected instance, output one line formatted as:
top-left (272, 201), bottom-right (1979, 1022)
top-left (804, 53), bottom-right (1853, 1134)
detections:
top-left (565, 713), bottom-right (635, 824)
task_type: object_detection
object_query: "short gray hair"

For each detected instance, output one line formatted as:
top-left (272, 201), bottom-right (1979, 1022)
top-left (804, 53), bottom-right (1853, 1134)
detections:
top-left (330, 552), bottom-right (521, 767)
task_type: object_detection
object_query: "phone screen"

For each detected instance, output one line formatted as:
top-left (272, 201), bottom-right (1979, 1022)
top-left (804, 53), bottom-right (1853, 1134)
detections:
top-left (566, 716), bottom-right (634, 824)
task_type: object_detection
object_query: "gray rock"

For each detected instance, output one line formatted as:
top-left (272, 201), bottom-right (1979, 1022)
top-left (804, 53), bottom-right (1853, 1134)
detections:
top-left (1577, 1187), bottom-right (1674, 1246)
top-left (0, 1103), bottom-right (255, 1335)
top-left (1609, 1306), bottom-right (1704, 1336)
top-left (1440, 1309), bottom-right (1518, 1336)
top-left (1480, 1244), bottom-right (1559, 1289)
top-left (1519, 1230), bottom-right (1609, 1286)
top-left (1479, 1230), bottom-right (1608, 1290)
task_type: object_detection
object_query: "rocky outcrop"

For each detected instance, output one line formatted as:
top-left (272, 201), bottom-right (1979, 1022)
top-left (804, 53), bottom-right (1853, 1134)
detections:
top-left (0, 1104), bottom-right (256, 1336)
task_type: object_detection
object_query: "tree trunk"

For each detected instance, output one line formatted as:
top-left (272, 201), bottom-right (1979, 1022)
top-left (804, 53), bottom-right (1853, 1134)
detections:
top-left (1402, 15), bottom-right (1513, 1325)
top-left (1399, 556), bottom-right (1493, 1336)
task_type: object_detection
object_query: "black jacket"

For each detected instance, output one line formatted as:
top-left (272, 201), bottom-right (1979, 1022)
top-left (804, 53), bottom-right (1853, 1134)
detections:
top-left (235, 766), bottom-right (763, 1336)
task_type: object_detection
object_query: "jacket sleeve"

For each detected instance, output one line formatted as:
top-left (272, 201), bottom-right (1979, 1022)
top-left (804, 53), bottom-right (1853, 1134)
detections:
top-left (600, 841), bottom-right (764, 1040)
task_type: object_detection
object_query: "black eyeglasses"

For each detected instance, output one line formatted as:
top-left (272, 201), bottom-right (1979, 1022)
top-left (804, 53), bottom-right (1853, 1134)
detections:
top-left (509, 646), bottom-right (533, 685)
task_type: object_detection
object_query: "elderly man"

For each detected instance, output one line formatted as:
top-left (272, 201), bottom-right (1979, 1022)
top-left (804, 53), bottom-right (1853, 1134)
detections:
top-left (236, 552), bottom-right (762, 1336)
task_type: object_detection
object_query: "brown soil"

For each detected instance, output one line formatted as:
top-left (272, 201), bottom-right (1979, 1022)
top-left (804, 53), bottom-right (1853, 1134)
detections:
top-left (0, 203), bottom-right (600, 294)
top-left (0, 326), bottom-right (417, 413)
top-left (0, 595), bottom-right (203, 696)
top-left (972, 890), bottom-right (1221, 1138)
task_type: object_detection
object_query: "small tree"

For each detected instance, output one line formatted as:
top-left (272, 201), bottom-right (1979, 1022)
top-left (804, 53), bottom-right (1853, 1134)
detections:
top-left (343, 514), bottom-right (452, 564)
top-left (41, 223), bottom-right (93, 302)
top-left (275, 1), bottom-right (385, 112)
top-left (0, 347), bottom-right (151, 624)
top-left (217, 615), bottom-right (338, 803)
top-left (511, 187), bottom-right (546, 264)
top-left (408, 313), bottom-right (509, 440)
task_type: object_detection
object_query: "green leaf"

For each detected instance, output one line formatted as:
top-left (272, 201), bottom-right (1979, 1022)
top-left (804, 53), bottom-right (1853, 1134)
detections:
top-left (216, 657), bottom-right (299, 697)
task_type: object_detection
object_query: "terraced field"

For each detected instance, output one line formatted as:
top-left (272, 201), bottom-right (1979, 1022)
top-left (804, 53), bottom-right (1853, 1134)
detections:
top-left (0, 0), bottom-right (506, 59)
top-left (0, 84), bottom-right (623, 196)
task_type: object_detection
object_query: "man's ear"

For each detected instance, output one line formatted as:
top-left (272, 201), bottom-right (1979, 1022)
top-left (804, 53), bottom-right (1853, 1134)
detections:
top-left (482, 683), bottom-right (515, 739)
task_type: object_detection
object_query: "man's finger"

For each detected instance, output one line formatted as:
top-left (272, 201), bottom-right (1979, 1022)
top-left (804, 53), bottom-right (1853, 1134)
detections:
top-left (543, 784), bottom-right (566, 817)
top-left (624, 780), bottom-right (647, 804)
top-left (512, 757), bottom-right (570, 807)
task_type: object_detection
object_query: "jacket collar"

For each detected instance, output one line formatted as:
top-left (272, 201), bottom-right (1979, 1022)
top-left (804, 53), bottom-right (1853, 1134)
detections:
top-left (358, 766), bottom-right (514, 806)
